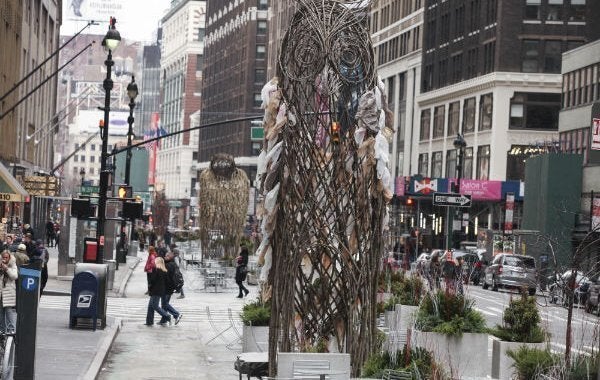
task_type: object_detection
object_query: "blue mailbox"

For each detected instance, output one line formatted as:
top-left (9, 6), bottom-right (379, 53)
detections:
top-left (69, 271), bottom-right (99, 331)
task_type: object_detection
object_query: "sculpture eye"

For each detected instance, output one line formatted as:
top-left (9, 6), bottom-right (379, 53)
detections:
top-left (279, 17), bottom-right (326, 83)
top-left (328, 25), bottom-right (373, 86)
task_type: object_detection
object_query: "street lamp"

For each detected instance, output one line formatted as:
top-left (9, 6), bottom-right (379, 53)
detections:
top-left (79, 168), bottom-right (86, 187)
top-left (96, 17), bottom-right (121, 264)
top-left (453, 133), bottom-right (467, 193)
top-left (120, 76), bottom-right (138, 252)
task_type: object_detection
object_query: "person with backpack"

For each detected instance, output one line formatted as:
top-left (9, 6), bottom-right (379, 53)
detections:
top-left (162, 252), bottom-right (182, 325)
top-left (145, 257), bottom-right (172, 326)
top-left (171, 244), bottom-right (185, 298)
top-left (235, 247), bottom-right (250, 298)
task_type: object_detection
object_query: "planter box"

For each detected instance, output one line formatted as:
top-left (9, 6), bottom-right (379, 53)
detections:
top-left (396, 304), bottom-right (418, 331)
top-left (491, 339), bottom-right (547, 379)
top-left (413, 331), bottom-right (489, 379)
top-left (242, 325), bottom-right (269, 353)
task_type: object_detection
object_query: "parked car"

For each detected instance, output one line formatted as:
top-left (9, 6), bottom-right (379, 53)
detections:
top-left (482, 254), bottom-right (537, 295)
top-left (586, 279), bottom-right (600, 315)
top-left (548, 270), bottom-right (591, 308)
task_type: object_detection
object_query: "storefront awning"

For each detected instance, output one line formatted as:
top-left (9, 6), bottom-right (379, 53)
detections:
top-left (0, 163), bottom-right (28, 202)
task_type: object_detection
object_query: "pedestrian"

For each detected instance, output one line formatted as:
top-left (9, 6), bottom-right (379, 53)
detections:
top-left (0, 251), bottom-right (18, 334)
top-left (32, 240), bottom-right (49, 295)
top-left (235, 255), bottom-right (249, 298)
top-left (45, 220), bottom-right (55, 247)
top-left (163, 228), bottom-right (172, 247)
top-left (149, 229), bottom-right (157, 247)
top-left (144, 246), bottom-right (157, 294)
top-left (145, 257), bottom-right (172, 326)
top-left (455, 256), bottom-right (465, 295)
top-left (162, 252), bottom-right (183, 325)
top-left (53, 221), bottom-right (60, 247)
top-left (428, 251), bottom-right (441, 290)
top-left (14, 244), bottom-right (30, 267)
top-left (442, 250), bottom-right (456, 294)
top-left (171, 244), bottom-right (186, 298)
top-left (23, 233), bottom-right (36, 258)
top-left (22, 224), bottom-right (34, 238)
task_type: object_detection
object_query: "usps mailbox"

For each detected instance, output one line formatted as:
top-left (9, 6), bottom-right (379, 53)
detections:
top-left (69, 271), bottom-right (99, 330)
top-left (71, 263), bottom-right (108, 329)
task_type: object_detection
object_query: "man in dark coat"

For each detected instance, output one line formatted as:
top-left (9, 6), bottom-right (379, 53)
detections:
top-left (162, 252), bottom-right (182, 324)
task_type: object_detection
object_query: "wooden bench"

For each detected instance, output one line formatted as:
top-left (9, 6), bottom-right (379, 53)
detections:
top-left (381, 369), bottom-right (411, 380)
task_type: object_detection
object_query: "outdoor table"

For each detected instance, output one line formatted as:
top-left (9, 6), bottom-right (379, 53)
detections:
top-left (204, 270), bottom-right (226, 292)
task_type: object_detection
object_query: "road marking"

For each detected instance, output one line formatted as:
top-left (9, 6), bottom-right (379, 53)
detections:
top-left (550, 342), bottom-right (593, 356)
top-left (475, 307), bottom-right (496, 316)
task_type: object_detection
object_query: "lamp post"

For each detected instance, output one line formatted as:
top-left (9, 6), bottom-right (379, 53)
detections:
top-left (120, 76), bottom-right (138, 251)
top-left (446, 133), bottom-right (467, 249)
top-left (96, 17), bottom-right (121, 264)
top-left (79, 168), bottom-right (86, 187)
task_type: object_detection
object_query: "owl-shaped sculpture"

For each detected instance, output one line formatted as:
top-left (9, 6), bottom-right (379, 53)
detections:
top-left (198, 153), bottom-right (249, 258)
top-left (255, 0), bottom-right (394, 376)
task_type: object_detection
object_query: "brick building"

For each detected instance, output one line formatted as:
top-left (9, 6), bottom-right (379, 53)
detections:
top-left (199, 0), bottom-right (269, 178)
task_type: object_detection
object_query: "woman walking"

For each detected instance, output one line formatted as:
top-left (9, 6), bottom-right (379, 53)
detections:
top-left (145, 257), bottom-right (172, 326)
top-left (0, 251), bottom-right (18, 334)
top-left (235, 255), bottom-right (249, 298)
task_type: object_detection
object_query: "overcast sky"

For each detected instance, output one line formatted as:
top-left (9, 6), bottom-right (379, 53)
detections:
top-left (60, 0), bottom-right (172, 43)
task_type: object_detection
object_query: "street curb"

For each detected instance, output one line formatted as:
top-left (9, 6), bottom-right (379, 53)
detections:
top-left (82, 317), bottom-right (122, 380)
top-left (114, 258), bottom-right (142, 297)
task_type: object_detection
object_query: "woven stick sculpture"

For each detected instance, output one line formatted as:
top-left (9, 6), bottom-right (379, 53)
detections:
top-left (255, 0), bottom-right (394, 376)
top-left (198, 153), bottom-right (249, 258)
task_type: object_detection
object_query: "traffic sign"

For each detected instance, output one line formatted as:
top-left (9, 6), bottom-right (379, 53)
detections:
top-left (433, 192), bottom-right (472, 208)
top-left (80, 185), bottom-right (99, 195)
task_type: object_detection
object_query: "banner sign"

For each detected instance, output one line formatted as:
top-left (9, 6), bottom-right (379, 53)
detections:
top-left (592, 197), bottom-right (600, 231)
top-left (408, 177), bottom-right (449, 195)
top-left (460, 179), bottom-right (502, 201)
top-left (395, 177), bottom-right (405, 196)
top-left (504, 192), bottom-right (515, 233)
top-left (593, 118), bottom-right (600, 151)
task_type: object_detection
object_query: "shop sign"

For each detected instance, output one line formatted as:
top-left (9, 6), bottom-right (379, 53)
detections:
top-left (592, 118), bottom-right (600, 151)
top-left (460, 179), bottom-right (502, 201)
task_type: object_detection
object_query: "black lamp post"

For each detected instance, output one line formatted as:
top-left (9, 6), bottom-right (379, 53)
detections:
top-left (79, 167), bottom-right (86, 187)
top-left (120, 76), bottom-right (138, 246)
top-left (453, 133), bottom-right (467, 193)
top-left (96, 17), bottom-right (121, 264)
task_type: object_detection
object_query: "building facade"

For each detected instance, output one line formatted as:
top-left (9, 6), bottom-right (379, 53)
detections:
top-left (139, 43), bottom-right (162, 139)
top-left (199, 0), bottom-right (269, 179)
top-left (157, 0), bottom-right (205, 226)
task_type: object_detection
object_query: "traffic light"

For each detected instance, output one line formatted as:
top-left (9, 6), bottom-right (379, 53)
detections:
top-left (117, 185), bottom-right (132, 199)
top-left (406, 197), bottom-right (414, 206)
top-left (330, 121), bottom-right (341, 144)
top-left (122, 201), bottom-right (143, 220)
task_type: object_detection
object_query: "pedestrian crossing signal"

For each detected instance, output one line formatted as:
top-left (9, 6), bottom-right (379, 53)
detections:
top-left (330, 122), bottom-right (341, 144)
top-left (117, 185), bottom-right (132, 199)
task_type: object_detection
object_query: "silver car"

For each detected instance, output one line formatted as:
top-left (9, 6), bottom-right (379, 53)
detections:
top-left (483, 254), bottom-right (537, 295)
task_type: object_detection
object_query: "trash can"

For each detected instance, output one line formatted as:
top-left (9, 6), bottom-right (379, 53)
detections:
top-left (69, 271), bottom-right (99, 330)
top-left (117, 248), bottom-right (127, 264)
top-left (105, 260), bottom-right (116, 291)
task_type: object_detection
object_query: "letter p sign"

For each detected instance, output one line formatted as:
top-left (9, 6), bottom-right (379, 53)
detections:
top-left (19, 267), bottom-right (41, 292)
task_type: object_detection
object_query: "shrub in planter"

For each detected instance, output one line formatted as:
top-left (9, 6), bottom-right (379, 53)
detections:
top-left (390, 273), bottom-right (425, 306)
top-left (506, 346), bottom-right (554, 380)
top-left (415, 291), bottom-right (486, 335)
top-left (360, 345), bottom-right (448, 379)
top-left (491, 292), bottom-right (546, 343)
top-left (240, 299), bottom-right (270, 326)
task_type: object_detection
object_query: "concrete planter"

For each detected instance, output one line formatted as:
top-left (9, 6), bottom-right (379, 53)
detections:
top-left (396, 304), bottom-right (418, 331)
top-left (413, 331), bottom-right (489, 379)
top-left (242, 325), bottom-right (269, 352)
top-left (491, 339), bottom-right (547, 379)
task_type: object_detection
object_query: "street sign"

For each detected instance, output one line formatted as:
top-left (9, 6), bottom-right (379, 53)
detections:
top-left (433, 192), bottom-right (472, 208)
top-left (80, 185), bottom-right (99, 195)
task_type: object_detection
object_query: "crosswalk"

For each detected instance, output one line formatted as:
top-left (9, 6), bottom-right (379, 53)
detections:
top-left (39, 295), bottom-right (243, 325)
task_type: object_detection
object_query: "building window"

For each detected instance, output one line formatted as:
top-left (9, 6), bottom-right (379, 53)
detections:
top-left (89, 168), bottom-right (94, 175)
top-left (478, 93), bottom-right (493, 131)
top-left (547, 0), bottom-right (563, 21)
top-left (257, 20), bottom-right (267, 35)
top-left (253, 93), bottom-right (262, 108)
top-left (509, 92), bottom-right (560, 130)
top-left (483, 41), bottom-right (495, 74)
top-left (73, 167), bottom-right (78, 175)
top-left (446, 150), bottom-right (457, 178)
top-left (463, 147), bottom-right (473, 179)
top-left (462, 97), bottom-right (476, 133)
top-left (452, 54), bottom-right (463, 83)
top-left (80, 155), bottom-right (85, 163)
top-left (258, 0), bottom-right (268, 10)
top-left (522, 40), bottom-right (539, 72)
top-left (90, 156), bottom-right (95, 163)
top-left (559, 127), bottom-right (589, 163)
top-left (433, 105), bottom-right (445, 138)
top-left (420, 109), bottom-right (431, 141)
top-left (255, 69), bottom-right (266, 84)
top-left (196, 54), bottom-right (204, 71)
top-left (432, 151), bottom-right (443, 178)
top-left (448, 101), bottom-right (460, 136)
top-left (469, 0), bottom-right (481, 32)
top-left (486, 0), bottom-right (497, 24)
top-left (544, 40), bottom-right (562, 73)
top-left (454, 5), bottom-right (465, 39)
top-left (569, 0), bottom-right (585, 21)
top-left (256, 45), bottom-right (266, 59)
top-left (525, 0), bottom-right (541, 20)
top-left (438, 59), bottom-right (448, 88)
top-left (476, 145), bottom-right (490, 180)
top-left (423, 64), bottom-right (434, 92)
top-left (90, 144), bottom-right (95, 151)
top-left (418, 153), bottom-right (429, 177)
top-left (466, 48), bottom-right (478, 78)
top-left (74, 155), bottom-right (79, 162)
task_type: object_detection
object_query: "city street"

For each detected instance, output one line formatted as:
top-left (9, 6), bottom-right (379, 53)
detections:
top-left (464, 284), bottom-right (600, 356)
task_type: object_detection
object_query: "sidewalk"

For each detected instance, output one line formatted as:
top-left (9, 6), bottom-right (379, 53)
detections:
top-left (34, 247), bottom-right (140, 379)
